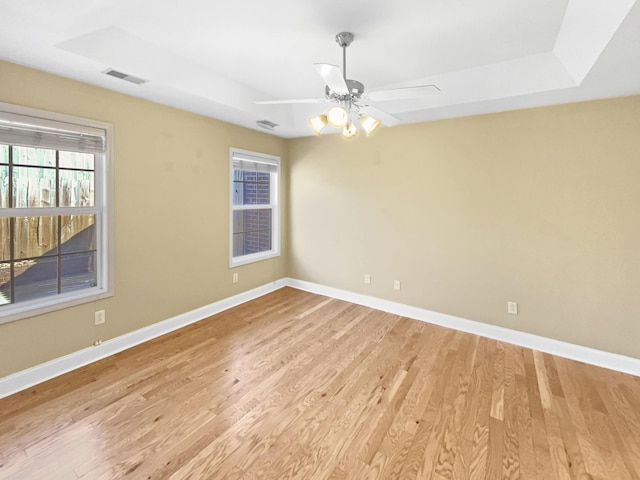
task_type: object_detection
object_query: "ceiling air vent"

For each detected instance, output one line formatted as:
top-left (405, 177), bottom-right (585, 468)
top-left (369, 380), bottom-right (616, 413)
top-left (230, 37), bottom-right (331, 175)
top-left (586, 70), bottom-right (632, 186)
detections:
top-left (102, 68), bottom-right (148, 85)
top-left (256, 120), bottom-right (278, 131)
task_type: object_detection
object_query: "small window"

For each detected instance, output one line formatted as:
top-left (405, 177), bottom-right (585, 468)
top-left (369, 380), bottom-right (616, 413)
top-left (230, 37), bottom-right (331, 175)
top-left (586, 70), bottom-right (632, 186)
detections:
top-left (229, 148), bottom-right (280, 267)
top-left (0, 103), bottom-right (113, 324)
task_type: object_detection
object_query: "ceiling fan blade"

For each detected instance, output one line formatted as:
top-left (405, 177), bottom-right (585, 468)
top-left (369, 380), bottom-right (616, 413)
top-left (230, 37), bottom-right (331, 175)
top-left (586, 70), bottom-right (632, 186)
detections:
top-left (360, 105), bottom-right (402, 127)
top-left (314, 63), bottom-right (349, 95)
top-left (366, 85), bottom-right (440, 102)
top-left (255, 98), bottom-right (326, 105)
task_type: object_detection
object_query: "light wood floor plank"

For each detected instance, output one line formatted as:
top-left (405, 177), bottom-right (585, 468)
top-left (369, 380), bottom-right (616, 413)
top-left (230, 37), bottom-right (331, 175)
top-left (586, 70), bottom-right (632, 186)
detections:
top-left (1, 287), bottom-right (639, 479)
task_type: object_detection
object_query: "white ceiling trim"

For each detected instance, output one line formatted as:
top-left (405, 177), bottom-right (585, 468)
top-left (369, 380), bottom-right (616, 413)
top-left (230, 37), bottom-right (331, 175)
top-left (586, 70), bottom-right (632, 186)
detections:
top-left (553, 0), bottom-right (637, 83)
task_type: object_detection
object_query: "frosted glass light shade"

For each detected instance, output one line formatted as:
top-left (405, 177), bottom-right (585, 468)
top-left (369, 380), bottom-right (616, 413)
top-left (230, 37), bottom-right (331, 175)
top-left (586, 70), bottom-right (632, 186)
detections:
top-left (308, 114), bottom-right (328, 135)
top-left (326, 106), bottom-right (349, 128)
top-left (342, 121), bottom-right (359, 139)
top-left (359, 115), bottom-right (381, 136)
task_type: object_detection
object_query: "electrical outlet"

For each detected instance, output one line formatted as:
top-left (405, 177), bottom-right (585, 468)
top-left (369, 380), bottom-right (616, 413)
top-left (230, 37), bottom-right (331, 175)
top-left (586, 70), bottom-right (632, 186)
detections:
top-left (364, 274), bottom-right (371, 285)
top-left (94, 310), bottom-right (106, 325)
top-left (232, 273), bottom-right (239, 283)
top-left (394, 280), bottom-right (401, 291)
top-left (507, 302), bottom-right (518, 315)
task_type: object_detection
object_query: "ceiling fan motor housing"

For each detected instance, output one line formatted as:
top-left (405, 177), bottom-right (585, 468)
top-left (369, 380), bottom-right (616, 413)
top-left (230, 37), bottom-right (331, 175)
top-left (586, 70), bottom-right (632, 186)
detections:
top-left (325, 79), bottom-right (365, 102)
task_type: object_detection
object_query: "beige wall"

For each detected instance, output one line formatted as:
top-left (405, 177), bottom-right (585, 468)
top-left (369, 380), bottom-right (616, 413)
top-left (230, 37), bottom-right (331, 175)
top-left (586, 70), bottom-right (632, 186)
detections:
top-left (288, 96), bottom-right (640, 359)
top-left (2, 58), bottom-right (639, 379)
top-left (0, 61), bottom-right (288, 377)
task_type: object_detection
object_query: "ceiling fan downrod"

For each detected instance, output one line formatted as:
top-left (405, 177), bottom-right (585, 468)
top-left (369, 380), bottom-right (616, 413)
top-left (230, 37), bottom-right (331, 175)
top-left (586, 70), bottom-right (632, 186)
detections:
top-left (335, 32), bottom-right (354, 81)
top-left (331, 32), bottom-right (364, 102)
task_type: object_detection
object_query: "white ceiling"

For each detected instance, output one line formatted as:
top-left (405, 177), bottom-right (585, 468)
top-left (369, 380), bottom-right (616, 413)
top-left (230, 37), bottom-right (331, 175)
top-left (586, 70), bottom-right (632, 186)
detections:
top-left (1, 0), bottom-right (639, 138)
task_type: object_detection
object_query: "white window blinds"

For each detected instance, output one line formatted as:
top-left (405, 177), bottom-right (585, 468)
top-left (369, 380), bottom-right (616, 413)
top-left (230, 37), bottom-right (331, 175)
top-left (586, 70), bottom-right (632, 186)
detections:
top-left (0, 111), bottom-right (105, 154)
top-left (231, 151), bottom-right (278, 173)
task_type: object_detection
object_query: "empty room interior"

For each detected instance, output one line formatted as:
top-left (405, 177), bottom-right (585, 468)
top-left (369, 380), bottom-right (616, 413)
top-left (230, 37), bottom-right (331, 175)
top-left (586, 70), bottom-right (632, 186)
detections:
top-left (1, 1), bottom-right (640, 479)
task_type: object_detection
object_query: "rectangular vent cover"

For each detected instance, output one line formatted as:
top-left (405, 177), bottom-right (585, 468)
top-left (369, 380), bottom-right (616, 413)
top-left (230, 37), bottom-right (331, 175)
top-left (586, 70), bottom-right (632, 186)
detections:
top-left (256, 120), bottom-right (278, 130)
top-left (103, 69), bottom-right (148, 85)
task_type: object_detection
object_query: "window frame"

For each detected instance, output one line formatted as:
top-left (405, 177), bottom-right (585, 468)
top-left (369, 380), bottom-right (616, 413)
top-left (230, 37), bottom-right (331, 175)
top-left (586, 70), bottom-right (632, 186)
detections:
top-left (229, 147), bottom-right (280, 268)
top-left (0, 102), bottom-right (114, 324)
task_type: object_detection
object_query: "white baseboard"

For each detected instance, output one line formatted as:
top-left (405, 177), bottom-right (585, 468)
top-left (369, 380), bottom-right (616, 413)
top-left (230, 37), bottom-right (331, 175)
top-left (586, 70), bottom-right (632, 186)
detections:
top-left (2, 277), bottom-right (639, 399)
top-left (0, 279), bottom-right (287, 399)
top-left (285, 278), bottom-right (640, 378)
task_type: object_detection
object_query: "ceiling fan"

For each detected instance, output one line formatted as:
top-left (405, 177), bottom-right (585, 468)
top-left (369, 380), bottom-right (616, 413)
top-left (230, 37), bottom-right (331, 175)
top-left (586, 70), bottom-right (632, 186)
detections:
top-left (256, 32), bottom-right (440, 138)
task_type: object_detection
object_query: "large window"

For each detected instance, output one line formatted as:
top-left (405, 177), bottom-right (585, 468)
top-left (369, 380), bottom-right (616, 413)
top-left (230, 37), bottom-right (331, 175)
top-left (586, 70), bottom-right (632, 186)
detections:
top-left (229, 148), bottom-right (279, 267)
top-left (0, 103), bottom-right (113, 324)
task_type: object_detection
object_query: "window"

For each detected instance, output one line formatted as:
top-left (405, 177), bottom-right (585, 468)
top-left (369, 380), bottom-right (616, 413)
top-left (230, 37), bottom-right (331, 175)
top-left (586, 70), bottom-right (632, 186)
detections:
top-left (0, 103), bottom-right (113, 324)
top-left (229, 148), bottom-right (279, 267)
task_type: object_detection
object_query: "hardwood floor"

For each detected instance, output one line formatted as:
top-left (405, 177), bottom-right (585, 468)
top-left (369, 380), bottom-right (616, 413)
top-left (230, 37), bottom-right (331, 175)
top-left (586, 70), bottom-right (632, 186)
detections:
top-left (1, 287), bottom-right (639, 479)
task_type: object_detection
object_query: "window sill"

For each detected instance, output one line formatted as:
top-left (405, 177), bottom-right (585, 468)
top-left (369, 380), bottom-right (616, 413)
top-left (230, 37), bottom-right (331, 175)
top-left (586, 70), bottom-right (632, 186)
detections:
top-left (229, 250), bottom-right (280, 268)
top-left (0, 287), bottom-right (114, 325)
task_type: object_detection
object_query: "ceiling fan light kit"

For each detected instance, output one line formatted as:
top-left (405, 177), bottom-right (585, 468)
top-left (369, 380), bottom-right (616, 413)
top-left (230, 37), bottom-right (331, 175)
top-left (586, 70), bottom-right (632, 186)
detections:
top-left (256, 31), bottom-right (439, 139)
top-left (312, 32), bottom-right (378, 139)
